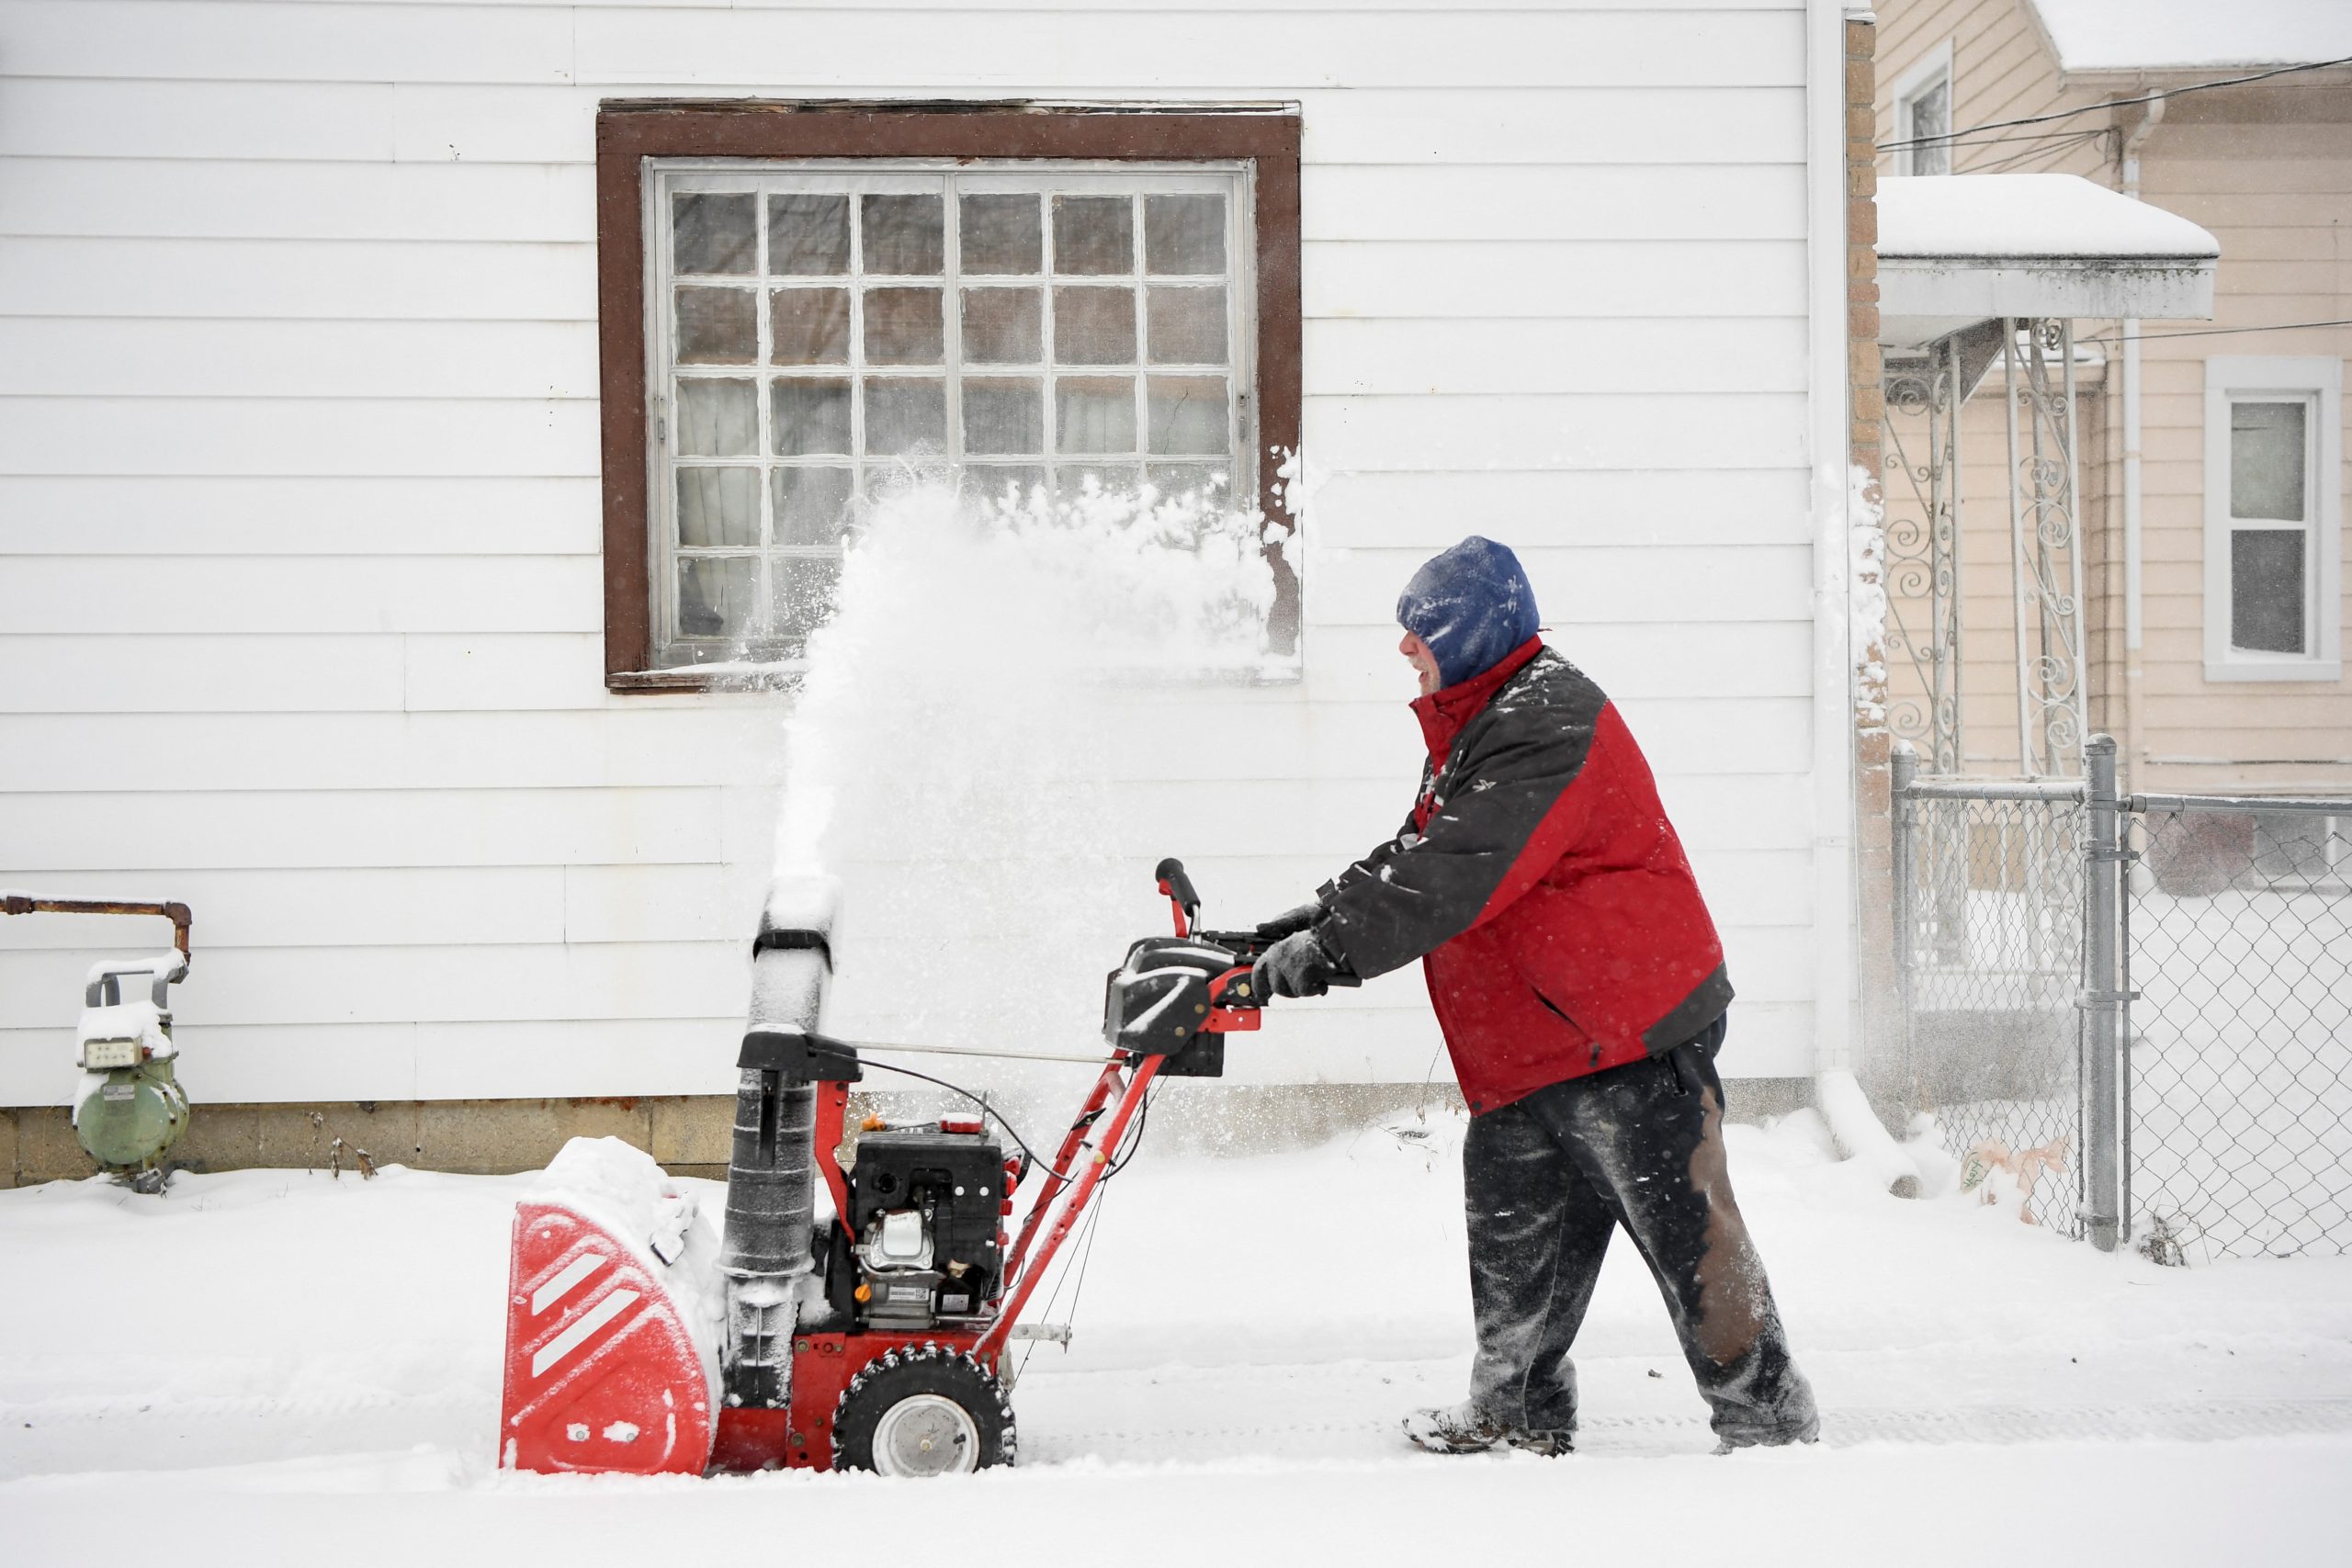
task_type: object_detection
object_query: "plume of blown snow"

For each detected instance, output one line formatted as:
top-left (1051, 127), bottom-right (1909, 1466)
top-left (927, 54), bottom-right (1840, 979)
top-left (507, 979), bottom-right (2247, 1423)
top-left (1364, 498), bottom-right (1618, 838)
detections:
top-left (771, 476), bottom-right (1276, 1103)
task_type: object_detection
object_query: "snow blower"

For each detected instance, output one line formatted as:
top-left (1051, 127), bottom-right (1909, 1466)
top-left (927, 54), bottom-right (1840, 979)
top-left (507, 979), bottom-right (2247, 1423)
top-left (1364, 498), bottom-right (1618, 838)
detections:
top-left (497, 858), bottom-right (1341, 1477)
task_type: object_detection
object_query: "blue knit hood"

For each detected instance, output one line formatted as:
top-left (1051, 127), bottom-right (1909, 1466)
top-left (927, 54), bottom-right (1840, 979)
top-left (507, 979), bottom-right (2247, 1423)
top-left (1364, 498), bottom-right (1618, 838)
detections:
top-left (1396, 536), bottom-right (1543, 690)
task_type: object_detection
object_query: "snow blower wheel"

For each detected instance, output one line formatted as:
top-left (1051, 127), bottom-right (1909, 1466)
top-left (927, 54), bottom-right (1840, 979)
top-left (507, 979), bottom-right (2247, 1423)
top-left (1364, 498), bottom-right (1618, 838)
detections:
top-left (831, 1348), bottom-right (1015, 1476)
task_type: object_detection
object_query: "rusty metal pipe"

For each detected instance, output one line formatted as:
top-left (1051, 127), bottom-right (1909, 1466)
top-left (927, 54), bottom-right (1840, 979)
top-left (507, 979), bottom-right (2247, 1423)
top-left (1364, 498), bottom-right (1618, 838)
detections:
top-left (0, 896), bottom-right (194, 964)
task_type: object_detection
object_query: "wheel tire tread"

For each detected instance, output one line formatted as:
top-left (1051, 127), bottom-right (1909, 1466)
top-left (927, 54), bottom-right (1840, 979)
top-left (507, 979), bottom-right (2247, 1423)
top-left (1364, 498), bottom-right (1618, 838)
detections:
top-left (830, 1345), bottom-right (1017, 1475)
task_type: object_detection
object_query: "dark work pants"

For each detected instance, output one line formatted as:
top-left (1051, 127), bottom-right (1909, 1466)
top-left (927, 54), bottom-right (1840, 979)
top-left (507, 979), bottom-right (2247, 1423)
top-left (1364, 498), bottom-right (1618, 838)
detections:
top-left (1461, 1018), bottom-right (1817, 1446)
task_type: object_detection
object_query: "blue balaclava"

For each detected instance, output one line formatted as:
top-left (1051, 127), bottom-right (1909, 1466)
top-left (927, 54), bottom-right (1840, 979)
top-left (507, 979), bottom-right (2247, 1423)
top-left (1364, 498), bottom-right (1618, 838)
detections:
top-left (1396, 536), bottom-right (1543, 690)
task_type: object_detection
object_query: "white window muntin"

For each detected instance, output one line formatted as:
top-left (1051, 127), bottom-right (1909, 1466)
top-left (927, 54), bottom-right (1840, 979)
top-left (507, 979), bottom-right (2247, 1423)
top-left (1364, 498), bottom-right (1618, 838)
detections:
top-left (645, 160), bottom-right (1256, 667)
top-left (2203, 355), bottom-right (2343, 683)
top-left (1890, 41), bottom-right (1954, 178)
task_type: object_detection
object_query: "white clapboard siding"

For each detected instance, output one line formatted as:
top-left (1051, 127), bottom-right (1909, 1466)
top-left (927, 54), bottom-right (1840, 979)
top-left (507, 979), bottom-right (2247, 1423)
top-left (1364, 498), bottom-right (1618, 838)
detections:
top-left (0, 940), bottom-right (752, 1029)
top-left (1306, 469), bottom-right (1818, 549)
top-left (0, 158), bottom-right (599, 243)
top-left (0, 788), bottom-right (729, 871)
top-left (213, 0), bottom-right (1793, 11)
top-left (1306, 394), bottom-right (1809, 473)
top-left (0, 634), bottom-right (411, 713)
top-left (0, 558), bottom-right (602, 635)
top-left (0, 398), bottom-right (597, 479)
top-left (0, 477), bottom-right (603, 556)
top-left (6, 3), bottom-right (1807, 91)
top-left (1302, 164), bottom-right (1808, 243)
top-left (1306, 241), bottom-right (1806, 321)
top-left (0, 632), bottom-right (612, 714)
top-left (0, 709), bottom-right (785, 792)
top-left (572, 9), bottom-right (1803, 91)
top-left (0, 236), bottom-right (595, 319)
top-left (1, 1), bottom-right (579, 83)
top-left (0, 866), bottom-right (572, 950)
top-left (0, 77), bottom-right (398, 160)
top-left (1301, 85), bottom-right (1807, 165)
top-left (365, 82), bottom-right (1808, 168)
top-left (0, 1017), bottom-right (786, 1108)
top-left (0, 1), bottom-right (1831, 1101)
top-left (0, 321), bottom-right (602, 401)
top-left (0, 863), bottom-right (756, 953)
top-left (1307, 319), bottom-right (1814, 397)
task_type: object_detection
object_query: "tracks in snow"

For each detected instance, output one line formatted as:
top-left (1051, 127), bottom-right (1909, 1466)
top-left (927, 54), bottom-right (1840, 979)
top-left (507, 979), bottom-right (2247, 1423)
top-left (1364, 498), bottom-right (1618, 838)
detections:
top-left (1009, 1356), bottom-right (2352, 1465)
top-left (7, 1359), bottom-right (2351, 1482)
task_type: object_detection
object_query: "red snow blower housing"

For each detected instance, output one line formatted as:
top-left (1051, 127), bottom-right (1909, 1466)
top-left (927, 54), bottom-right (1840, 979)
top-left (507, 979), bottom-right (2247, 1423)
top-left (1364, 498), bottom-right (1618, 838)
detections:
top-left (498, 859), bottom-right (1338, 1477)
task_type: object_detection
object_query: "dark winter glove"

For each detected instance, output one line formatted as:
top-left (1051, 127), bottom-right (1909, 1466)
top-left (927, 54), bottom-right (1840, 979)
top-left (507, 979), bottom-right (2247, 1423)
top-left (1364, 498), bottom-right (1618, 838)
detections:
top-left (1253, 901), bottom-right (1325, 941)
top-left (1253, 928), bottom-right (1351, 999)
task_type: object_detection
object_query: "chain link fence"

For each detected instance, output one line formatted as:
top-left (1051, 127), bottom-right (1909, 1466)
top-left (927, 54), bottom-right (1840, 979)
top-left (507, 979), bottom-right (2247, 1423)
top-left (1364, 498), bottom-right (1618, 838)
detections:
top-left (1893, 773), bottom-right (2087, 1238)
top-left (2127, 802), bottom-right (2352, 1261)
top-left (1892, 748), bottom-right (2352, 1259)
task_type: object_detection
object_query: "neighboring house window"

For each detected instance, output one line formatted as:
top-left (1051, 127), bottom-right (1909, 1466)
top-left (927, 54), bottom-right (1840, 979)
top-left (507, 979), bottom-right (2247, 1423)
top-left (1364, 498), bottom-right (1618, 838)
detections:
top-left (1891, 44), bottom-right (1953, 177)
top-left (2203, 356), bottom-right (2344, 682)
top-left (594, 103), bottom-right (1302, 691)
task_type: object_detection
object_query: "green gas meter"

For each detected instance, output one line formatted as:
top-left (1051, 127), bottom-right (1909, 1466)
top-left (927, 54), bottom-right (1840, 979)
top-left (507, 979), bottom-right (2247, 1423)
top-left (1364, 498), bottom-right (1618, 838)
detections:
top-left (2, 896), bottom-right (194, 1193)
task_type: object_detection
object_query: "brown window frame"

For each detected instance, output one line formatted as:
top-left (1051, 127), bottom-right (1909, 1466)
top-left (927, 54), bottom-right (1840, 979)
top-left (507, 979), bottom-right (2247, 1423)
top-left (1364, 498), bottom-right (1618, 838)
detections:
top-left (596, 99), bottom-right (1303, 693)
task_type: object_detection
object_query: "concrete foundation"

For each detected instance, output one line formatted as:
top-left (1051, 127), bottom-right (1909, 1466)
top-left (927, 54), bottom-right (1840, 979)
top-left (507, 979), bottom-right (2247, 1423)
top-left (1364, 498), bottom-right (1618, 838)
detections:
top-left (2, 1078), bottom-right (1821, 1189)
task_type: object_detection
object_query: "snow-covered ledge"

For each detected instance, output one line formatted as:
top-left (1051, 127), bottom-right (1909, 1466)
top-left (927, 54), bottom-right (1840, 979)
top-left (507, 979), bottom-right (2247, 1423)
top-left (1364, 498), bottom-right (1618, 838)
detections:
top-left (1877, 174), bottom-right (2218, 348)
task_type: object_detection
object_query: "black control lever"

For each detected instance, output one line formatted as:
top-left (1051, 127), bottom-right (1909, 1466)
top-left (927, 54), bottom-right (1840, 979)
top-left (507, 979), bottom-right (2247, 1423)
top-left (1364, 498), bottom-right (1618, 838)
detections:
top-left (1154, 856), bottom-right (1203, 928)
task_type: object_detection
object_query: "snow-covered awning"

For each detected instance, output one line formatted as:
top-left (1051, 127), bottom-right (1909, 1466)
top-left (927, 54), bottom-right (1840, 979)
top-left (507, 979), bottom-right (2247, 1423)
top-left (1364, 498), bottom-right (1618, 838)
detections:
top-left (1877, 174), bottom-right (2219, 349)
top-left (2026, 0), bottom-right (2352, 77)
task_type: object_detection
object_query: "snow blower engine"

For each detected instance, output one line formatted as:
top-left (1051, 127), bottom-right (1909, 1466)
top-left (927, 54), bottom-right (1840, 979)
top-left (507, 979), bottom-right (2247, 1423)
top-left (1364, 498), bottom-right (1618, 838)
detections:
top-left (497, 859), bottom-right (1341, 1477)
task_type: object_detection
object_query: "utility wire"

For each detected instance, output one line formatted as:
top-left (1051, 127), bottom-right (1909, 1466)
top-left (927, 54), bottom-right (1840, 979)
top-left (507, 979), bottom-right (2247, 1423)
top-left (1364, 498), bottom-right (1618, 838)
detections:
top-left (1880, 54), bottom-right (2352, 152)
top-left (1962, 127), bottom-right (2109, 175)
top-left (1936, 125), bottom-right (2123, 153)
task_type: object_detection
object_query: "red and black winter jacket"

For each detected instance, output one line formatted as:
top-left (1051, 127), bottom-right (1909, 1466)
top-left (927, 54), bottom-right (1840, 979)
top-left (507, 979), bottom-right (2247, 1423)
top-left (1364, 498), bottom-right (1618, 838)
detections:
top-left (1317, 637), bottom-right (1732, 1113)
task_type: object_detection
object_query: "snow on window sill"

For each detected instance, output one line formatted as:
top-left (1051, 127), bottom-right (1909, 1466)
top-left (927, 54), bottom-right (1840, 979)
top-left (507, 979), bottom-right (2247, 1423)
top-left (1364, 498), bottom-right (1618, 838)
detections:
top-left (610, 654), bottom-right (1306, 695)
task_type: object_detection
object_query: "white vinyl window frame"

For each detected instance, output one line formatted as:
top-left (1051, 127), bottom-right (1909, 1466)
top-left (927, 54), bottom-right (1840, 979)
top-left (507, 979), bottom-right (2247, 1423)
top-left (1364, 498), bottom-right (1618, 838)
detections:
top-left (2203, 355), bottom-right (2343, 683)
top-left (1890, 41), bottom-right (1954, 178)
top-left (641, 158), bottom-right (1258, 670)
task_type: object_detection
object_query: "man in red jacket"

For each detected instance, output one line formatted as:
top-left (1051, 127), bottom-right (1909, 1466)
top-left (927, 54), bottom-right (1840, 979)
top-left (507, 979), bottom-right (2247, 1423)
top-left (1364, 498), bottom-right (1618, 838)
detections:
top-left (1252, 536), bottom-right (1817, 1457)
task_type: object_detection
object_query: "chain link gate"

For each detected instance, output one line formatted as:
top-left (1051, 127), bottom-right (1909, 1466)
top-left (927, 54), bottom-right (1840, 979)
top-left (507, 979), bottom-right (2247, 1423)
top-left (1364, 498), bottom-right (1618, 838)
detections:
top-left (1891, 753), bottom-right (2092, 1241)
top-left (1892, 739), bottom-right (2352, 1259)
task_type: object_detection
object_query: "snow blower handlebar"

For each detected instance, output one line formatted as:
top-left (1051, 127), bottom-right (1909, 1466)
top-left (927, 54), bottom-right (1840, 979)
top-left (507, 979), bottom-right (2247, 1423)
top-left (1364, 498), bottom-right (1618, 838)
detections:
top-left (1149, 858), bottom-right (1359, 986)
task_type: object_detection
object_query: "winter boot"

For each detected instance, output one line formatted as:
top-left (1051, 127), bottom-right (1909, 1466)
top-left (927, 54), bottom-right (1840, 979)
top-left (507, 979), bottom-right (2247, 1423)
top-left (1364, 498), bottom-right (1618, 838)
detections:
top-left (1711, 1412), bottom-right (1822, 1455)
top-left (1403, 1402), bottom-right (1572, 1457)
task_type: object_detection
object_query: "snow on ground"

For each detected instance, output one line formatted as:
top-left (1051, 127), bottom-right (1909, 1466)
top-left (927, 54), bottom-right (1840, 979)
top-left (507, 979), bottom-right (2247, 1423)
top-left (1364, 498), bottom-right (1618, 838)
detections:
top-left (3, 1113), bottom-right (2348, 1563)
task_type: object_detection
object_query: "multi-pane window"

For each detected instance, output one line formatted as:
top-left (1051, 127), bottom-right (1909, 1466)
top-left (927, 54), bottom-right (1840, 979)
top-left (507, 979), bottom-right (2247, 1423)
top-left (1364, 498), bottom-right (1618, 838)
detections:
top-left (2203, 357), bottom-right (2343, 682)
top-left (649, 164), bottom-right (1253, 667)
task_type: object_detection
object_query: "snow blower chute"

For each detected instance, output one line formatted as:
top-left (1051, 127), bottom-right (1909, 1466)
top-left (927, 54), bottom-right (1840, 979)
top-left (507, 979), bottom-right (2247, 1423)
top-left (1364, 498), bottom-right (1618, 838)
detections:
top-left (498, 859), bottom-right (1341, 1476)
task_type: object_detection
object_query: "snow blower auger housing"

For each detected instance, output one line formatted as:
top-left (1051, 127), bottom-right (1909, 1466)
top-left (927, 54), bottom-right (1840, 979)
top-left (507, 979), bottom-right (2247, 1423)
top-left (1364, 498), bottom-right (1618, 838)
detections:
top-left (498, 859), bottom-right (1310, 1478)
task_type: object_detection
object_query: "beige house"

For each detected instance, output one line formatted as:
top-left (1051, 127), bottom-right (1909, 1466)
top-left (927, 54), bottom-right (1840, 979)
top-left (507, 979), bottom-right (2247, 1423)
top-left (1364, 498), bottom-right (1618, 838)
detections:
top-left (1871, 0), bottom-right (2352, 795)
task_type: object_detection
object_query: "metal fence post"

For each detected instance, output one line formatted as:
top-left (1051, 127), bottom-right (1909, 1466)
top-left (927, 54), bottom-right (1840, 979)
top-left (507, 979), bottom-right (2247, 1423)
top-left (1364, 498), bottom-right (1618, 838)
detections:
top-left (2081, 734), bottom-right (2123, 1252)
top-left (1890, 742), bottom-right (1917, 1097)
